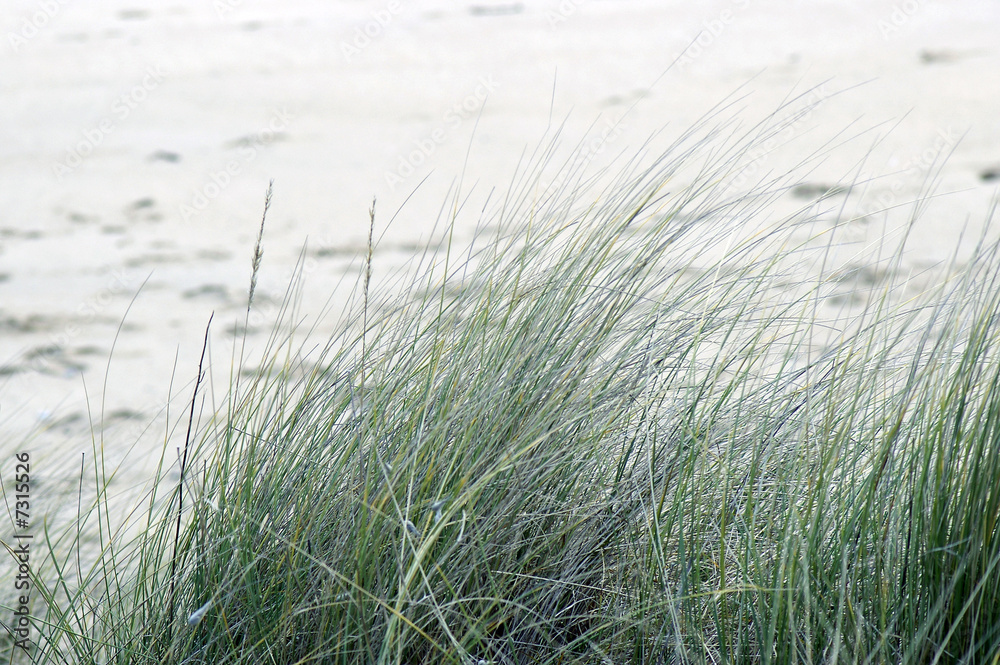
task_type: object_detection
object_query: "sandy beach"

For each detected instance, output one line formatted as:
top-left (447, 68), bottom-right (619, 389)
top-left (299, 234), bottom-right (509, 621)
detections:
top-left (2, 0), bottom-right (999, 521)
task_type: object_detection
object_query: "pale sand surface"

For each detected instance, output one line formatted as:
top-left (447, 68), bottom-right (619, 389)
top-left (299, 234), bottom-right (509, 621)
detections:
top-left (1, 1), bottom-right (999, 523)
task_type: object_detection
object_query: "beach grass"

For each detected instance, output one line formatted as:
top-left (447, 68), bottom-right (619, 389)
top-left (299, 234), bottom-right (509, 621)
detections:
top-left (7, 97), bottom-right (1000, 664)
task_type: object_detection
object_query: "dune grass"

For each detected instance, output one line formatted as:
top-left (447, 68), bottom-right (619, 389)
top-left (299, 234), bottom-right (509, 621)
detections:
top-left (8, 97), bottom-right (1000, 664)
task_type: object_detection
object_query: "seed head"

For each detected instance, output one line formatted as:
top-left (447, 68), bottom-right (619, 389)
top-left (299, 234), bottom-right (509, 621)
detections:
top-left (188, 599), bottom-right (214, 626)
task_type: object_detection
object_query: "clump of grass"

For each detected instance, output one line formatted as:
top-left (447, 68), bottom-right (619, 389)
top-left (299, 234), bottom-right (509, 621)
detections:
top-left (12, 95), bottom-right (1000, 664)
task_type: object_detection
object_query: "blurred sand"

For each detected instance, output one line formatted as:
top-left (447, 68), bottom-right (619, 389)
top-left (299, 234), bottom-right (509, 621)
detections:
top-left (1, 0), bottom-right (999, 505)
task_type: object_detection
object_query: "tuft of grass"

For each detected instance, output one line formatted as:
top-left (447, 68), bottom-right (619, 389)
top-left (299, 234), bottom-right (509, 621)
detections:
top-left (8, 95), bottom-right (1000, 664)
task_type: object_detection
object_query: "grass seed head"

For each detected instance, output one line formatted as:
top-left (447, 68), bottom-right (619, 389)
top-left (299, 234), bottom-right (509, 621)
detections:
top-left (187, 599), bottom-right (214, 627)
